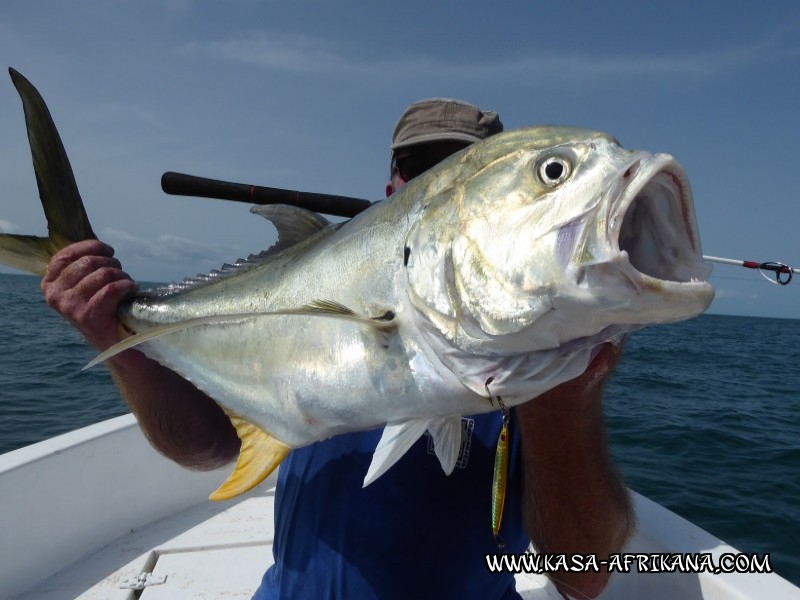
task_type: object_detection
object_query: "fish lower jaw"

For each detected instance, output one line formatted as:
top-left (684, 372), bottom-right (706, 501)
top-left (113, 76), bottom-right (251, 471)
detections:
top-left (615, 250), bottom-right (712, 290)
top-left (571, 251), bottom-right (712, 302)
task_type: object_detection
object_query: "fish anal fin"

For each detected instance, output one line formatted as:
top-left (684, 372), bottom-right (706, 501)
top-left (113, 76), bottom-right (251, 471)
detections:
top-left (427, 416), bottom-right (463, 475)
top-left (209, 415), bottom-right (290, 501)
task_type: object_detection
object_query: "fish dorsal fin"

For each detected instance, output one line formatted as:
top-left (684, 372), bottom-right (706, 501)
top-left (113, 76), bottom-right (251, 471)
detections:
top-left (363, 419), bottom-right (430, 487)
top-left (143, 207), bottom-right (334, 296)
top-left (251, 204), bottom-right (331, 254)
top-left (427, 416), bottom-right (463, 475)
top-left (209, 414), bottom-right (290, 501)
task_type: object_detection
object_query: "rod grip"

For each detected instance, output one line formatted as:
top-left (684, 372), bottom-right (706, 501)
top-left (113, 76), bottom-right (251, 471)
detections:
top-left (161, 171), bottom-right (254, 202)
top-left (160, 171), bottom-right (373, 218)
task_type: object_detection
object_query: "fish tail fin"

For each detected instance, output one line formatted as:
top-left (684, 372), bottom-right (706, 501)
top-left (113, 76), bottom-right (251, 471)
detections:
top-left (0, 68), bottom-right (96, 276)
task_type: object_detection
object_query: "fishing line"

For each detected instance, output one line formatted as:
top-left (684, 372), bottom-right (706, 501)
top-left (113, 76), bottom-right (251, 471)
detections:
top-left (161, 172), bottom-right (800, 288)
top-left (709, 275), bottom-right (789, 284)
top-left (704, 255), bottom-right (797, 286)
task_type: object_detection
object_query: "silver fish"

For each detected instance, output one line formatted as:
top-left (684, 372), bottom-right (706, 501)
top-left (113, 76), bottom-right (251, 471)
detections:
top-left (0, 69), bottom-right (714, 500)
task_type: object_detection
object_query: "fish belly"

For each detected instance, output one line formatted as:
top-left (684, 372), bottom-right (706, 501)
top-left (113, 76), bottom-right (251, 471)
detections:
top-left (136, 314), bottom-right (488, 448)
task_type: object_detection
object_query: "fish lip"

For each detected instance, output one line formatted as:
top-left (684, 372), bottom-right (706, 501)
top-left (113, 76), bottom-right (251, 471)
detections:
top-left (610, 154), bottom-right (712, 286)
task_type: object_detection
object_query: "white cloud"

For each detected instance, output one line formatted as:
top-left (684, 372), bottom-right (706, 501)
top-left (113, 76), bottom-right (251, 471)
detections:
top-left (99, 225), bottom-right (277, 284)
top-left (102, 226), bottom-right (232, 266)
top-left (180, 26), bottom-right (800, 84)
top-left (163, 0), bottom-right (193, 12)
top-left (0, 219), bottom-right (22, 234)
top-left (75, 102), bottom-right (162, 131)
top-left (712, 287), bottom-right (760, 302)
top-left (182, 32), bottom-right (351, 73)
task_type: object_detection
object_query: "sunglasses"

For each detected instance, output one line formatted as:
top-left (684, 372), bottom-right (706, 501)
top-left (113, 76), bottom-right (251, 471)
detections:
top-left (391, 142), bottom-right (471, 183)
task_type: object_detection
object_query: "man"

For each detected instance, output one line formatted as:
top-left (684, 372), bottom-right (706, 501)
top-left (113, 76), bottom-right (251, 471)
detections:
top-left (42, 98), bottom-right (631, 599)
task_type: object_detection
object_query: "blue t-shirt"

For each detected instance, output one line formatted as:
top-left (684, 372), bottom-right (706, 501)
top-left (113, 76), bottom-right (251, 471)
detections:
top-left (253, 411), bottom-right (529, 599)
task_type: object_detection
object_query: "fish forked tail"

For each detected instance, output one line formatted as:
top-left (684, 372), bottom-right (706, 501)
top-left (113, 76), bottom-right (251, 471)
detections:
top-left (0, 68), bottom-right (96, 275)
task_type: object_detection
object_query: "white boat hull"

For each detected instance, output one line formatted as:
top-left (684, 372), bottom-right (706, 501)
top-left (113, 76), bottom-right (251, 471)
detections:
top-left (1, 415), bottom-right (798, 599)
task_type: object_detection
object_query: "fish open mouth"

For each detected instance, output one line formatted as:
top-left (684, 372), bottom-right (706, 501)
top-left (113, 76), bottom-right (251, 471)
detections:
top-left (616, 161), bottom-right (710, 284)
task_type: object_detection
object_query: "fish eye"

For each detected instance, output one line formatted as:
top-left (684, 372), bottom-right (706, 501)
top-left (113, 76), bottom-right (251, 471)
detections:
top-left (537, 155), bottom-right (572, 187)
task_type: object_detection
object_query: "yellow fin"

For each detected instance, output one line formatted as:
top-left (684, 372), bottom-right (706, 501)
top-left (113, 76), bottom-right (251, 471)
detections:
top-left (209, 415), bottom-right (290, 501)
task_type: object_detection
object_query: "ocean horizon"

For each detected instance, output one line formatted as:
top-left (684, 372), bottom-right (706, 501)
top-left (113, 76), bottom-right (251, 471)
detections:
top-left (1, 271), bottom-right (798, 586)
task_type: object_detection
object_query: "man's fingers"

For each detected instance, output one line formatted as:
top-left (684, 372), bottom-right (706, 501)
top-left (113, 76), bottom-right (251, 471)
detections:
top-left (43, 262), bottom-right (138, 349)
top-left (81, 269), bottom-right (139, 311)
top-left (48, 264), bottom-right (133, 315)
top-left (583, 341), bottom-right (623, 382)
top-left (75, 276), bottom-right (139, 338)
top-left (44, 254), bottom-right (124, 298)
top-left (44, 240), bottom-right (116, 283)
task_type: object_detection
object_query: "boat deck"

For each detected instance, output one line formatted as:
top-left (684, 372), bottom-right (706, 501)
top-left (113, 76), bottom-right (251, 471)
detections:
top-left (19, 487), bottom-right (277, 599)
top-left (14, 483), bottom-right (563, 599)
top-left (3, 415), bottom-right (799, 599)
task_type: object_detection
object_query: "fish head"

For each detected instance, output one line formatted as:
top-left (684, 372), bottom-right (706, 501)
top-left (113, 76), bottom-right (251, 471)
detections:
top-left (404, 126), bottom-right (714, 357)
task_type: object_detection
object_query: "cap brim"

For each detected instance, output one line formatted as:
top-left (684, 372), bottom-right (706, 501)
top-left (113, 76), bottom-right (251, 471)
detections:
top-left (391, 131), bottom-right (483, 151)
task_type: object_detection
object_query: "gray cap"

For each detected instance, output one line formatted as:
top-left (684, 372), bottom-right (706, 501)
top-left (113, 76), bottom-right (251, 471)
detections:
top-left (390, 98), bottom-right (503, 151)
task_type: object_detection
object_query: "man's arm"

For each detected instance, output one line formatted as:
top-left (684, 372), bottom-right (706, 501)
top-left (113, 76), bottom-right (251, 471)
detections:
top-left (42, 239), bottom-right (240, 470)
top-left (517, 342), bottom-right (633, 599)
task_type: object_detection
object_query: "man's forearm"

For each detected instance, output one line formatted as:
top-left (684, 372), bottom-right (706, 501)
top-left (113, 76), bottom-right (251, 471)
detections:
top-left (108, 350), bottom-right (240, 470)
top-left (517, 354), bottom-right (632, 598)
top-left (40, 240), bottom-right (240, 471)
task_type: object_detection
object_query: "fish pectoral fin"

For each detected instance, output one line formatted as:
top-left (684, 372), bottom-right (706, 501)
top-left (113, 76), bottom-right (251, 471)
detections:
top-left (209, 415), bottom-right (290, 501)
top-left (304, 300), bottom-right (397, 331)
top-left (427, 416), bottom-right (463, 475)
top-left (363, 419), bottom-right (430, 487)
top-left (84, 302), bottom-right (397, 371)
top-left (83, 315), bottom-right (248, 369)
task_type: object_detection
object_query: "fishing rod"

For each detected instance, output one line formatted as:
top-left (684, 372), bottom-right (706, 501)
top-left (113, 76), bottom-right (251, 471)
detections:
top-left (161, 171), bottom-right (373, 218)
top-left (703, 256), bottom-right (797, 286)
top-left (162, 171), bottom-right (798, 286)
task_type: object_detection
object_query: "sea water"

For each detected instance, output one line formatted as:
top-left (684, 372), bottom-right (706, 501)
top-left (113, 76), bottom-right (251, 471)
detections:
top-left (1, 272), bottom-right (798, 585)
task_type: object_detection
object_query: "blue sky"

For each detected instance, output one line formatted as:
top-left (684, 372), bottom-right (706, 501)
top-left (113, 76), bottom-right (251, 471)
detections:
top-left (0, 1), bottom-right (798, 318)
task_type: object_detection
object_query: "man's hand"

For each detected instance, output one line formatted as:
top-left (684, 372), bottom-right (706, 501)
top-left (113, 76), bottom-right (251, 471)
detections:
top-left (535, 340), bottom-right (623, 410)
top-left (517, 341), bottom-right (632, 599)
top-left (42, 239), bottom-right (137, 351)
top-left (41, 240), bottom-right (239, 469)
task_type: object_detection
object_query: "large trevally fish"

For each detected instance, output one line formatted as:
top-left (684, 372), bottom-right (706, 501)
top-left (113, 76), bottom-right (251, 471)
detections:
top-left (0, 69), bottom-right (714, 500)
